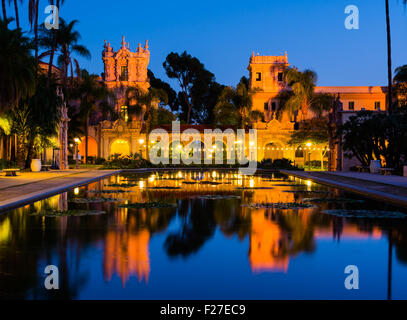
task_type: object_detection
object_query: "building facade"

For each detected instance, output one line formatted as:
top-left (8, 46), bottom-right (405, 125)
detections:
top-left (79, 42), bottom-right (387, 171)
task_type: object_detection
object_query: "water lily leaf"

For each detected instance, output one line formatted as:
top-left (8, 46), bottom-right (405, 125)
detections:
top-left (322, 209), bottom-right (406, 219)
top-left (303, 198), bottom-right (365, 204)
top-left (196, 195), bottom-right (241, 200)
top-left (69, 197), bottom-right (125, 204)
top-left (31, 210), bottom-right (106, 217)
top-left (119, 201), bottom-right (177, 209)
top-left (242, 202), bottom-right (315, 209)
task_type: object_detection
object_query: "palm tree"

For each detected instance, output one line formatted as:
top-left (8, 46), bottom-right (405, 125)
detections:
top-left (385, 0), bottom-right (393, 112)
top-left (55, 19), bottom-right (90, 92)
top-left (0, 18), bottom-right (37, 114)
top-left (2, 0), bottom-right (6, 20)
top-left (47, 0), bottom-right (65, 82)
top-left (385, 0), bottom-right (407, 112)
top-left (125, 86), bottom-right (168, 159)
top-left (8, 0), bottom-right (21, 28)
top-left (72, 70), bottom-right (115, 163)
top-left (213, 76), bottom-right (263, 129)
top-left (276, 68), bottom-right (333, 121)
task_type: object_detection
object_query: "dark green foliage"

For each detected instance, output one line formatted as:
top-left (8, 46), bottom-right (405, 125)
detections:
top-left (163, 51), bottom-right (223, 124)
top-left (338, 110), bottom-right (407, 170)
top-left (258, 158), bottom-right (300, 170)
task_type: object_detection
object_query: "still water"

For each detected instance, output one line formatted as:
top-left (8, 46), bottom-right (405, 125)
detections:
top-left (1, 170), bottom-right (407, 300)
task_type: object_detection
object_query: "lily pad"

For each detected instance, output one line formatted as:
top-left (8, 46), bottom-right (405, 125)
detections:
top-left (270, 184), bottom-right (307, 187)
top-left (69, 197), bottom-right (124, 204)
top-left (31, 209), bottom-right (106, 217)
top-left (106, 183), bottom-right (138, 188)
top-left (87, 190), bottom-right (127, 194)
top-left (322, 209), bottom-right (406, 219)
top-left (303, 198), bottom-right (365, 204)
top-left (282, 190), bottom-right (330, 194)
top-left (235, 187), bottom-right (275, 190)
top-left (145, 187), bottom-right (182, 190)
top-left (119, 201), bottom-right (177, 209)
top-left (242, 202), bottom-right (315, 209)
top-left (196, 195), bottom-right (241, 200)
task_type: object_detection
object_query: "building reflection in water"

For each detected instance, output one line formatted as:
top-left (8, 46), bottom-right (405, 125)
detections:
top-left (103, 228), bottom-right (150, 286)
top-left (1, 171), bottom-right (394, 294)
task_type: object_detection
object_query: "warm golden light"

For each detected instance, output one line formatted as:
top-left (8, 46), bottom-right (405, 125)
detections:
top-left (74, 187), bottom-right (79, 195)
top-left (139, 139), bottom-right (145, 144)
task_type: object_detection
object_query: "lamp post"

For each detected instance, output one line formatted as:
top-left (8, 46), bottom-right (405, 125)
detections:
top-left (306, 142), bottom-right (312, 171)
top-left (74, 138), bottom-right (80, 169)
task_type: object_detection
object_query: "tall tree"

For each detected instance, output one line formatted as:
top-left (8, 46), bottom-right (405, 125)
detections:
top-left (385, 0), bottom-right (393, 112)
top-left (10, 75), bottom-right (62, 168)
top-left (11, 0), bottom-right (21, 28)
top-left (148, 69), bottom-right (178, 111)
top-left (0, 18), bottom-right (37, 114)
top-left (163, 51), bottom-right (216, 124)
top-left (72, 70), bottom-right (115, 163)
top-left (125, 86), bottom-right (168, 158)
top-left (276, 67), bottom-right (333, 121)
top-left (47, 0), bottom-right (65, 83)
top-left (385, 0), bottom-right (407, 112)
top-left (1, 0), bottom-right (6, 21)
top-left (39, 18), bottom-right (90, 92)
top-left (214, 76), bottom-right (263, 129)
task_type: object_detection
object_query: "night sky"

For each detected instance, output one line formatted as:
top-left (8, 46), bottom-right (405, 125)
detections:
top-left (5, 0), bottom-right (407, 88)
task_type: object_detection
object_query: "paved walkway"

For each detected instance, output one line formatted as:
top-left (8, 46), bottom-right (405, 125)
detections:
top-left (281, 170), bottom-right (407, 208)
top-left (0, 169), bottom-right (119, 213)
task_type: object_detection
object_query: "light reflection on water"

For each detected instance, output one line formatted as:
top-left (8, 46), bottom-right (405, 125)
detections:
top-left (0, 170), bottom-right (407, 300)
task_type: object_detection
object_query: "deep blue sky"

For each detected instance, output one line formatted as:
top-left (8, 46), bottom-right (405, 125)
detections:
top-left (6, 0), bottom-right (407, 88)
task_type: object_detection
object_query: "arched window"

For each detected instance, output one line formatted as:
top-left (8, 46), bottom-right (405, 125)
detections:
top-left (121, 106), bottom-right (128, 121)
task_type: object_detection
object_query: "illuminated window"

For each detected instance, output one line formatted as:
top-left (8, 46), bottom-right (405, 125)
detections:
top-left (348, 101), bottom-right (355, 110)
top-left (120, 66), bottom-right (128, 81)
top-left (256, 72), bottom-right (262, 81)
top-left (121, 106), bottom-right (128, 121)
top-left (375, 101), bottom-right (381, 110)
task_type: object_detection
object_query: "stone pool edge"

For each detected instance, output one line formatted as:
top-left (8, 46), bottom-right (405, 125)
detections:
top-left (0, 170), bottom-right (121, 213)
top-left (281, 170), bottom-right (407, 209)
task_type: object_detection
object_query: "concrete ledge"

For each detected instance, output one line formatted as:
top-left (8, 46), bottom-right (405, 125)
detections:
top-left (0, 170), bottom-right (120, 213)
top-left (281, 170), bottom-right (407, 208)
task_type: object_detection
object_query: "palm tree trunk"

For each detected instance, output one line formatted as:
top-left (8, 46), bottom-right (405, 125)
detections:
top-left (85, 116), bottom-right (88, 164)
top-left (1, 0), bottom-right (6, 20)
top-left (34, 0), bottom-right (39, 60)
top-left (16, 133), bottom-right (26, 169)
top-left (14, 0), bottom-right (19, 28)
top-left (385, 0), bottom-right (393, 113)
top-left (47, 0), bottom-right (57, 83)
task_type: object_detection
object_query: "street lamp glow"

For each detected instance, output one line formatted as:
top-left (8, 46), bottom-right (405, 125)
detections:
top-left (74, 138), bottom-right (80, 143)
top-left (306, 142), bottom-right (312, 147)
top-left (138, 139), bottom-right (145, 144)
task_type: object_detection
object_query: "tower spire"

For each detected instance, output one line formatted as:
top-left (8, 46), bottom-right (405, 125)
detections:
top-left (122, 36), bottom-right (126, 48)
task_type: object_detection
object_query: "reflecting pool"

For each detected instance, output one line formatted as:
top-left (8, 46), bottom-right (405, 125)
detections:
top-left (1, 170), bottom-right (407, 299)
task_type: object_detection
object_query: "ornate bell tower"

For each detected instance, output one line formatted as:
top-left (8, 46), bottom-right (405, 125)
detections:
top-left (102, 37), bottom-right (151, 116)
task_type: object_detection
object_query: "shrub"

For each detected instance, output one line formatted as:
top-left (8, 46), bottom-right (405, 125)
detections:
top-left (258, 158), bottom-right (301, 170)
top-left (102, 153), bottom-right (150, 169)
